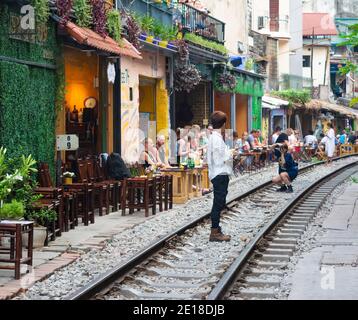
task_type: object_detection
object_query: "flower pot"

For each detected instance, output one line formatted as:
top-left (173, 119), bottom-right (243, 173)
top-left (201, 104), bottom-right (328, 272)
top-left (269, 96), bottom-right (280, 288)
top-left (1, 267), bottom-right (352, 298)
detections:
top-left (64, 177), bottom-right (73, 184)
top-left (159, 40), bottom-right (168, 48)
top-left (146, 36), bottom-right (154, 43)
top-left (153, 37), bottom-right (160, 45)
top-left (22, 226), bottom-right (47, 249)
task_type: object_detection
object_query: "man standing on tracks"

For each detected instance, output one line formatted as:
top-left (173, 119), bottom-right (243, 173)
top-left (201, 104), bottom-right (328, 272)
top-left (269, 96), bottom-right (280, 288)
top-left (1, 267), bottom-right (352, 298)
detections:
top-left (207, 111), bottom-right (233, 242)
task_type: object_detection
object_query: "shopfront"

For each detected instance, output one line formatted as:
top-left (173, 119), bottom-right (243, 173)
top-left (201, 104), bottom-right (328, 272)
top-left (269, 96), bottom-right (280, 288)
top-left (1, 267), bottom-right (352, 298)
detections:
top-left (56, 21), bottom-right (141, 162)
top-left (120, 46), bottom-right (172, 164)
top-left (213, 68), bottom-right (264, 135)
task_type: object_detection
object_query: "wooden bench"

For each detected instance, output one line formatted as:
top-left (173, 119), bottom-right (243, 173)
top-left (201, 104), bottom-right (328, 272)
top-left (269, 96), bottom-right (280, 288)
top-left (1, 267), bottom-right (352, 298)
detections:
top-left (0, 221), bottom-right (33, 279)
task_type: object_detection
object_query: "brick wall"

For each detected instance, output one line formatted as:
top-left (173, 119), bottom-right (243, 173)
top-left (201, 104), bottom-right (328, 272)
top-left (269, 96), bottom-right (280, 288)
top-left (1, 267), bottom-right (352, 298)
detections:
top-left (175, 82), bottom-right (211, 128)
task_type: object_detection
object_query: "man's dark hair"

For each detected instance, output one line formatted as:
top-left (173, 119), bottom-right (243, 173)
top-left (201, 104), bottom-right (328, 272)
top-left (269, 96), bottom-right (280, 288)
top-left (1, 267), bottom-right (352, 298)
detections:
top-left (308, 130), bottom-right (314, 135)
top-left (320, 133), bottom-right (325, 138)
top-left (275, 126), bottom-right (281, 132)
top-left (233, 131), bottom-right (239, 138)
top-left (250, 130), bottom-right (256, 134)
top-left (210, 111), bottom-right (227, 129)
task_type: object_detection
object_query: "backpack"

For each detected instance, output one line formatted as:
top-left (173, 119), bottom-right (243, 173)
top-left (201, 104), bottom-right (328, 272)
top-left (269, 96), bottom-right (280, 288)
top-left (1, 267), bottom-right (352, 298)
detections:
top-left (106, 153), bottom-right (131, 180)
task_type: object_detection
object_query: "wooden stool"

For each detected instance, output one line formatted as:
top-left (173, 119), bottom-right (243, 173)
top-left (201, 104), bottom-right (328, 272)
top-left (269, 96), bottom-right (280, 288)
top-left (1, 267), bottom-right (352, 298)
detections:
top-left (0, 221), bottom-right (33, 279)
top-left (122, 178), bottom-right (156, 217)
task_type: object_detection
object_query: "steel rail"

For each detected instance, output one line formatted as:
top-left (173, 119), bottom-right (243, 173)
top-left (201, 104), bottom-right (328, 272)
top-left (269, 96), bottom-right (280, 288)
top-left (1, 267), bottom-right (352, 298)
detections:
top-left (67, 155), bottom-right (356, 300)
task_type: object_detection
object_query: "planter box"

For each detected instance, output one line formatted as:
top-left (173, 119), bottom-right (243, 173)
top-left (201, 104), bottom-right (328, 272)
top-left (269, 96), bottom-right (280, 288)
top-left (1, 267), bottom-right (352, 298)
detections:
top-left (22, 226), bottom-right (47, 249)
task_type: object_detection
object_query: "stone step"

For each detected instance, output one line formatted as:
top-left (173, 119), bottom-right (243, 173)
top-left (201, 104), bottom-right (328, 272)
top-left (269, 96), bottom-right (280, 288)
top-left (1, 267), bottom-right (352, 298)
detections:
top-left (238, 287), bottom-right (276, 299)
top-left (282, 224), bottom-right (306, 231)
top-left (288, 217), bottom-right (311, 222)
top-left (268, 243), bottom-right (296, 250)
top-left (244, 277), bottom-right (281, 288)
top-left (279, 228), bottom-right (304, 234)
top-left (253, 260), bottom-right (287, 268)
top-left (247, 268), bottom-right (284, 277)
top-left (275, 233), bottom-right (301, 239)
top-left (260, 254), bottom-right (290, 262)
top-left (271, 238), bottom-right (297, 245)
top-left (119, 287), bottom-right (194, 300)
top-left (265, 248), bottom-right (293, 256)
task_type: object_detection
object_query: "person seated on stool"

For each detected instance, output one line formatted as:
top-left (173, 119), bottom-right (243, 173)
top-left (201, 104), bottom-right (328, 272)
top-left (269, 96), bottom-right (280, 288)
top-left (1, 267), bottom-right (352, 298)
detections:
top-left (272, 144), bottom-right (298, 193)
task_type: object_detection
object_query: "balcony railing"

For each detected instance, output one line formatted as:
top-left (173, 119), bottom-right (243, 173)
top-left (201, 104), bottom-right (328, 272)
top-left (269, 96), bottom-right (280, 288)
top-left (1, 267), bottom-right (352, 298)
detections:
top-left (270, 15), bottom-right (289, 34)
top-left (118, 0), bottom-right (173, 27)
top-left (174, 3), bottom-right (225, 44)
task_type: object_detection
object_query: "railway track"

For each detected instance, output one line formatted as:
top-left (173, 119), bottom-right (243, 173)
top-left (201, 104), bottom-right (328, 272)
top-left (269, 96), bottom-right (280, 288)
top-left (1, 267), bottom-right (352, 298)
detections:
top-left (67, 156), bottom-right (358, 300)
top-left (208, 162), bottom-right (358, 300)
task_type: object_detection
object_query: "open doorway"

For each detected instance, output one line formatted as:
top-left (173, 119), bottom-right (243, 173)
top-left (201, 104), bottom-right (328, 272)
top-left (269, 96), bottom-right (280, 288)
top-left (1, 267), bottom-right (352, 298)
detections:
top-left (139, 76), bottom-right (157, 141)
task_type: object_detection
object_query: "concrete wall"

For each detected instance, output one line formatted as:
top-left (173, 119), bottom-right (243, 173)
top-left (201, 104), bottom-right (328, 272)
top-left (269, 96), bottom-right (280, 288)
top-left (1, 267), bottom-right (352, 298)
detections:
top-left (278, 39), bottom-right (290, 85)
top-left (251, 0), bottom-right (270, 34)
top-left (289, 0), bottom-right (303, 80)
top-left (302, 46), bottom-right (330, 87)
top-left (202, 0), bottom-right (248, 54)
top-left (303, 0), bottom-right (358, 18)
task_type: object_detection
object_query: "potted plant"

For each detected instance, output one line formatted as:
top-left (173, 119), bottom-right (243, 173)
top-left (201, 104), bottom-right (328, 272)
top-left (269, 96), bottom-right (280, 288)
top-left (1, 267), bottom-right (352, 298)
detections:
top-left (24, 208), bottom-right (57, 248)
top-left (153, 20), bottom-right (165, 46)
top-left (0, 199), bottom-right (25, 247)
top-left (174, 63), bottom-right (202, 93)
top-left (63, 171), bottom-right (75, 184)
top-left (140, 15), bottom-right (154, 42)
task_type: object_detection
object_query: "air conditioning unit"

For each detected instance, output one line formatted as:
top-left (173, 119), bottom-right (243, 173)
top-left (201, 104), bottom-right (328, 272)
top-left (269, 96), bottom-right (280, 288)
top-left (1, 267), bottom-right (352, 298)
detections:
top-left (258, 16), bottom-right (265, 29)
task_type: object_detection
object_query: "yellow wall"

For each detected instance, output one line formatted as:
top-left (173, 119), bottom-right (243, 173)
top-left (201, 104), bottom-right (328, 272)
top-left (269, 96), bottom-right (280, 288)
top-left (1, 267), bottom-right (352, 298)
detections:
top-left (156, 79), bottom-right (169, 139)
top-left (139, 83), bottom-right (156, 119)
top-left (64, 46), bottom-right (98, 111)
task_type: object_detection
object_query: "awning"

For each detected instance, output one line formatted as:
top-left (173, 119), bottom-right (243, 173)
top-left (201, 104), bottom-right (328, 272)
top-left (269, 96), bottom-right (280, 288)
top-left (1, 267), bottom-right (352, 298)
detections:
top-left (262, 102), bottom-right (280, 110)
top-left (262, 95), bottom-right (289, 109)
top-left (303, 99), bottom-right (358, 119)
top-left (65, 21), bottom-right (142, 59)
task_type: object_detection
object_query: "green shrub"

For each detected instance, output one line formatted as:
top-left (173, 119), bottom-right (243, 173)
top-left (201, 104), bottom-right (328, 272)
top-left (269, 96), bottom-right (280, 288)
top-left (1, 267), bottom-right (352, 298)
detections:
top-left (26, 208), bottom-right (57, 227)
top-left (184, 33), bottom-right (229, 56)
top-left (271, 89), bottom-right (311, 106)
top-left (73, 0), bottom-right (92, 28)
top-left (106, 9), bottom-right (122, 43)
top-left (0, 200), bottom-right (25, 220)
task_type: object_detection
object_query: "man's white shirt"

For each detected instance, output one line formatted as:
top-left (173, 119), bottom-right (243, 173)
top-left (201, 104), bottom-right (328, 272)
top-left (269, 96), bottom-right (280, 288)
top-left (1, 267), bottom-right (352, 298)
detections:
top-left (207, 130), bottom-right (233, 181)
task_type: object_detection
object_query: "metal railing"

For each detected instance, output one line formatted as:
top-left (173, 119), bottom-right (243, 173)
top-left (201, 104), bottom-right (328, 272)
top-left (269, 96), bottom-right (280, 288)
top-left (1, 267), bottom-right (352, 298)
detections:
top-left (174, 2), bottom-right (225, 43)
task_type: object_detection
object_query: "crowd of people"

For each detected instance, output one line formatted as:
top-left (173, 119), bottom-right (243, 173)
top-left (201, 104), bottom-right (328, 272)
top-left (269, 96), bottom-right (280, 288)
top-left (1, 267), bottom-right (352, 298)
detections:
top-left (136, 112), bottom-right (358, 243)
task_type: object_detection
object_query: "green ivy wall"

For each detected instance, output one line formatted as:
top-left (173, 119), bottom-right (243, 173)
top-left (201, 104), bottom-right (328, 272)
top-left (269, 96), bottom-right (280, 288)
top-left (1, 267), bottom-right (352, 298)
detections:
top-left (0, 3), bottom-right (58, 174)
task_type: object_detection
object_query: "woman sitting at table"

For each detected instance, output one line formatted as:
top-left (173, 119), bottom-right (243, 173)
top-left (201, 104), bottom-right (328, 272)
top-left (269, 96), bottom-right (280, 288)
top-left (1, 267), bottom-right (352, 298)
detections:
top-left (140, 138), bottom-right (165, 169)
top-left (272, 144), bottom-right (298, 193)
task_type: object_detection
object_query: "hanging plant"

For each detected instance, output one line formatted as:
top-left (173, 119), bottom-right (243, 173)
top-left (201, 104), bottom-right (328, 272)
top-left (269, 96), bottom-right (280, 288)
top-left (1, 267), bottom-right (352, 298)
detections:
top-left (125, 12), bottom-right (141, 49)
top-left (174, 63), bottom-right (201, 93)
top-left (217, 72), bottom-right (237, 92)
top-left (106, 9), bottom-right (121, 43)
top-left (73, 0), bottom-right (92, 28)
top-left (31, 0), bottom-right (50, 24)
top-left (91, 0), bottom-right (107, 37)
top-left (56, 0), bottom-right (73, 27)
top-left (173, 39), bottom-right (189, 62)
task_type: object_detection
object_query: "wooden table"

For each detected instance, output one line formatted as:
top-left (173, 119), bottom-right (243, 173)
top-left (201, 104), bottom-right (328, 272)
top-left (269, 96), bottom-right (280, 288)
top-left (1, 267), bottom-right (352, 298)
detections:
top-left (162, 169), bottom-right (189, 204)
top-left (0, 221), bottom-right (33, 279)
top-left (201, 167), bottom-right (210, 189)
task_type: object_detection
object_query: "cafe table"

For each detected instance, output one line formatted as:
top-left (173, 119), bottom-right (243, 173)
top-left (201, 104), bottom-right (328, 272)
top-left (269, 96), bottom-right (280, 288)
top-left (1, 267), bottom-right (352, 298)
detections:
top-left (161, 168), bottom-right (189, 204)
